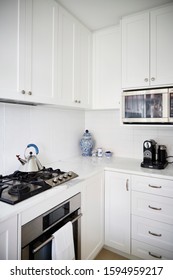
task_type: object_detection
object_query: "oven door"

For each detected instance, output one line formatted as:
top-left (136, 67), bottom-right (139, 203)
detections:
top-left (22, 211), bottom-right (81, 260)
top-left (122, 88), bottom-right (169, 124)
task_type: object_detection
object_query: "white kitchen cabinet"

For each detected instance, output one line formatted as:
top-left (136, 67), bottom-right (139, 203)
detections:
top-left (81, 172), bottom-right (104, 260)
top-left (0, 0), bottom-right (24, 102)
top-left (131, 174), bottom-right (173, 260)
top-left (93, 26), bottom-right (121, 109)
top-left (0, 216), bottom-right (18, 260)
top-left (0, 0), bottom-right (58, 104)
top-left (74, 23), bottom-right (92, 108)
top-left (105, 171), bottom-right (131, 254)
top-left (122, 3), bottom-right (173, 89)
top-left (58, 6), bottom-right (92, 109)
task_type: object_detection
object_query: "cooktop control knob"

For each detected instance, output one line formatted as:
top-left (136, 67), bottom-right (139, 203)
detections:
top-left (68, 171), bottom-right (73, 177)
top-left (58, 175), bottom-right (63, 181)
top-left (63, 173), bottom-right (68, 179)
top-left (52, 177), bottom-right (58, 184)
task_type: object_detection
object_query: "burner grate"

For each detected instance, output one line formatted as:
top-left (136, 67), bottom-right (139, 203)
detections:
top-left (8, 183), bottom-right (31, 196)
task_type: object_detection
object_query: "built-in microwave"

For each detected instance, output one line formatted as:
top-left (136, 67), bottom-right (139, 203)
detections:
top-left (122, 87), bottom-right (173, 124)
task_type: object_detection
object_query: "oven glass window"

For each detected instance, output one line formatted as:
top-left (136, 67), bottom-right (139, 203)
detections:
top-left (43, 202), bottom-right (70, 230)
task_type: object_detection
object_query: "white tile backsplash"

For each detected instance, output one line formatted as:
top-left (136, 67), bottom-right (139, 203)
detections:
top-left (85, 110), bottom-right (173, 160)
top-left (0, 104), bottom-right (85, 175)
top-left (1, 105), bottom-right (173, 175)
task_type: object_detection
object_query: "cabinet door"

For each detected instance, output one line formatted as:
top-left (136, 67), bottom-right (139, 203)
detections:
top-left (150, 4), bottom-right (173, 86)
top-left (122, 12), bottom-right (149, 89)
top-left (58, 7), bottom-right (75, 106)
top-left (81, 172), bottom-right (104, 260)
top-left (105, 171), bottom-right (130, 254)
top-left (93, 26), bottom-right (121, 109)
top-left (0, 0), bottom-right (58, 104)
top-left (0, 0), bottom-right (25, 101)
top-left (0, 216), bottom-right (18, 260)
top-left (74, 24), bottom-right (92, 108)
top-left (28, 0), bottom-right (58, 104)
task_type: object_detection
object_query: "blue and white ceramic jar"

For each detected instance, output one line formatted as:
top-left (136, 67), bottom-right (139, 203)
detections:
top-left (80, 130), bottom-right (94, 156)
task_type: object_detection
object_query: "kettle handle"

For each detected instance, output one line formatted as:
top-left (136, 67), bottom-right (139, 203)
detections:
top-left (26, 144), bottom-right (39, 155)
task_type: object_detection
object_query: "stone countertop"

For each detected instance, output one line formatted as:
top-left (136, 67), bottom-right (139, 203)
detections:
top-left (1, 156), bottom-right (173, 223)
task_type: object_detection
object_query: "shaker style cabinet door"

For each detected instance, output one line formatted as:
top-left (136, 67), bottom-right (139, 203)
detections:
top-left (105, 171), bottom-right (131, 254)
top-left (28, 0), bottom-right (58, 104)
top-left (150, 4), bottom-right (173, 86)
top-left (57, 6), bottom-right (76, 107)
top-left (81, 172), bottom-right (104, 260)
top-left (122, 3), bottom-right (173, 89)
top-left (74, 23), bottom-right (92, 108)
top-left (0, 0), bottom-right (25, 101)
top-left (0, 0), bottom-right (58, 104)
top-left (0, 216), bottom-right (18, 260)
top-left (93, 25), bottom-right (121, 109)
top-left (58, 6), bottom-right (92, 109)
top-left (121, 12), bottom-right (149, 89)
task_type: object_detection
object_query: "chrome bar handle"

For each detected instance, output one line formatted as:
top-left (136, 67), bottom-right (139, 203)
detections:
top-left (148, 205), bottom-right (162, 211)
top-left (71, 213), bottom-right (82, 224)
top-left (149, 252), bottom-right (162, 259)
top-left (126, 179), bottom-right (129, 191)
top-left (148, 184), bottom-right (162, 189)
top-left (148, 230), bottom-right (162, 237)
top-left (32, 236), bottom-right (54, 254)
top-left (32, 213), bottom-right (82, 254)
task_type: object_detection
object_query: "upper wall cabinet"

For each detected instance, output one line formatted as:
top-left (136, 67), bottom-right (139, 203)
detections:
top-left (122, 4), bottom-right (173, 89)
top-left (0, 0), bottom-right (58, 104)
top-left (93, 26), bottom-right (121, 109)
top-left (57, 6), bottom-right (92, 109)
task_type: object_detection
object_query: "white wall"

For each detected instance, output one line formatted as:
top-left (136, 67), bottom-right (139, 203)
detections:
top-left (85, 110), bottom-right (173, 160)
top-left (0, 103), bottom-right (85, 175)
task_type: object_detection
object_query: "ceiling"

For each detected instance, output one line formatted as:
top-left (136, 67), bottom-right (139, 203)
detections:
top-left (56, 0), bottom-right (173, 30)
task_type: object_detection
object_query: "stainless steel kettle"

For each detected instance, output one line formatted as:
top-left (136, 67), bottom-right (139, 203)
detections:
top-left (16, 144), bottom-right (43, 172)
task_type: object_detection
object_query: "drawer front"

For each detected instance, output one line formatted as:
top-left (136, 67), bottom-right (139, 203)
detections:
top-left (132, 215), bottom-right (173, 252)
top-left (131, 175), bottom-right (173, 198)
top-left (132, 240), bottom-right (173, 260)
top-left (132, 191), bottom-right (173, 224)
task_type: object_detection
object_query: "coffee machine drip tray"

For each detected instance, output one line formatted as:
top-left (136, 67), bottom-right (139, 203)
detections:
top-left (141, 161), bottom-right (168, 170)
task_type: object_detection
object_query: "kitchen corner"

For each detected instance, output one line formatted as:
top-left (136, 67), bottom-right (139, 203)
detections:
top-left (1, 154), bottom-right (173, 260)
top-left (1, 0), bottom-right (173, 262)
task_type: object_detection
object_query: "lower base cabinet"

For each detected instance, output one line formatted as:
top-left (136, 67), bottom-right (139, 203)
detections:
top-left (105, 171), bottom-right (131, 254)
top-left (81, 172), bottom-right (104, 260)
top-left (132, 240), bottom-right (173, 260)
top-left (131, 175), bottom-right (173, 260)
top-left (0, 215), bottom-right (18, 260)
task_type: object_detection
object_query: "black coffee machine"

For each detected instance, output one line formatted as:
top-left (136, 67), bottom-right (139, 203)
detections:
top-left (141, 139), bottom-right (168, 169)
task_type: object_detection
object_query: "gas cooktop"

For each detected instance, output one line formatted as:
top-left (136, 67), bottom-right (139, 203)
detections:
top-left (0, 168), bottom-right (78, 205)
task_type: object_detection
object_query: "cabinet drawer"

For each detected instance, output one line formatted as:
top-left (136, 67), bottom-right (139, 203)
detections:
top-left (132, 216), bottom-right (173, 252)
top-left (132, 240), bottom-right (173, 260)
top-left (132, 175), bottom-right (173, 198)
top-left (132, 191), bottom-right (173, 224)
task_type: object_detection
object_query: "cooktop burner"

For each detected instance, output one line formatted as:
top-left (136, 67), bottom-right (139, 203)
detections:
top-left (0, 168), bottom-right (78, 205)
top-left (8, 183), bottom-right (31, 196)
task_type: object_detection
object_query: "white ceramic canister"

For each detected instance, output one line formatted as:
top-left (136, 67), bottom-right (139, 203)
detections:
top-left (97, 148), bottom-right (103, 157)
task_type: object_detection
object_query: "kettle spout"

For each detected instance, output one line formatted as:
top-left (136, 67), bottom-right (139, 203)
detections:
top-left (16, 155), bottom-right (26, 165)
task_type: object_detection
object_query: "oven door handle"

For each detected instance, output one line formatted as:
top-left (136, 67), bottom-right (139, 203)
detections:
top-left (32, 213), bottom-right (82, 254)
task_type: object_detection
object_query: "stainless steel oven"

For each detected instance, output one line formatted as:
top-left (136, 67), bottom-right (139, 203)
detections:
top-left (21, 193), bottom-right (81, 260)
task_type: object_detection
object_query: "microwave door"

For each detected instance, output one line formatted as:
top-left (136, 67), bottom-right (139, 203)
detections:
top-left (124, 94), bottom-right (145, 122)
top-left (123, 88), bottom-right (169, 124)
top-left (169, 90), bottom-right (173, 122)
